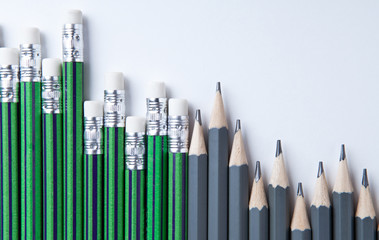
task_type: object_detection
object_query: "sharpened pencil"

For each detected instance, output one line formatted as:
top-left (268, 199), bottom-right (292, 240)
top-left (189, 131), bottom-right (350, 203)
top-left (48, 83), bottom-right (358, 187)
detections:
top-left (291, 183), bottom-right (311, 240)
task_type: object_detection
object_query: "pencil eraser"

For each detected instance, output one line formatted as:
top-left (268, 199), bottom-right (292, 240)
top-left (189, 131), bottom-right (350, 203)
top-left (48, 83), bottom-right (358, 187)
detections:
top-left (21, 27), bottom-right (40, 44)
top-left (84, 101), bottom-right (103, 118)
top-left (169, 98), bottom-right (188, 116)
top-left (147, 81), bottom-right (166, 98)
top-left (0, 48), bottom-right (19, 65)
top-left (65, 9), bottom-right (83, 24)
top-left (104, 72), bottom-right (124, 91)
top-left (42, 58), bottom-right (62, 77)
top-left (126, 116), bottom-right (146, 133)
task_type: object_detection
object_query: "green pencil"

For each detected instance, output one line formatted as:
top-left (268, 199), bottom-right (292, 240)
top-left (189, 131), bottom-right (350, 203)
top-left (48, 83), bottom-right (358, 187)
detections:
top-left (146, 81), bottom-right (168, 240)
top-left (20, 27), bottom-right (43, 240)
top-left (104, 72), bottom-right (125, 239)
top-left (62, 10), bottom-right (84, 240)
top-left (124, 116), bottom-right (146, 240)
top-left (42, 58), bottom-right (63, 240)
top-left (168, 99), bottom-right (189, 240)
top-left (0, 48), bottom-right (20, 240)
top-left (83, 101), bottom-right (104, 240)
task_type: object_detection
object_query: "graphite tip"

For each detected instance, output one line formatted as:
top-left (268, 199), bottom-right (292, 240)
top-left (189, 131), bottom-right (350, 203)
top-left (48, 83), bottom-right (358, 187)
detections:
top-left (216, 82), bottom-right (221, 93)
top-left (235, 119), bottom-right (241, 133)
top-left (195, 109), bottom-right (202, 125)
top-left (339, 144), bottom-right (346, 161)
top-left (362, 169), bottom-right (369, 188)
top-left (255, 161), bottom-right (261, 182)
top-left (297, 182), bottom-right (304, 197)
top-left (317, 161), bottom-right (324, 178)
top-left (275, 140), bottom-right (282, 157)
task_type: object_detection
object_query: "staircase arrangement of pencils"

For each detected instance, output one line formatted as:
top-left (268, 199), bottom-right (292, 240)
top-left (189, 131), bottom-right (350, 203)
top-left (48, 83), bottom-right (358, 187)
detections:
top-left (3, 8), bottom-right (379, 240)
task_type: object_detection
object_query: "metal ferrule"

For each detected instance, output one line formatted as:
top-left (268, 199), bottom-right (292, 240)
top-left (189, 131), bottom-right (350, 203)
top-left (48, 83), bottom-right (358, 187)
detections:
top-left (84, 117), bottom-right (103, 155)
top-left (104, 90), bottom-right (125, 128)
top-left (168, 115), bottom-right (189, 153)
top-left (125, 132), bottom-right (146, 170)
top-left (20, 44), bottom-right (41, 82)
top-left (42, 76), bottom-right (62, 114)
top-left (62, 24), bottom-right (83, 62)
top-left (0, 64), bottom-right (19, 102)
top-left (146, 98), bottom-right (168, 136)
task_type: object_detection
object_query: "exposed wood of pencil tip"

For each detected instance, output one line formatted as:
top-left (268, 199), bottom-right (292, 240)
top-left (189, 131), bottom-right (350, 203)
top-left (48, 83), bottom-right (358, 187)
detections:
top-left (311, 161), bottom-right (331, 207)
top-left (229, 120), bottom-right (247, 167)
top-left (189, 109), bottom-right (207, 156)
top-left (269, 140), bottom-right (289, 188)
top-left (249, 161), bottom-right (268, 210)
top-left (291, 183), bottom-right (311, 231)
top-left (209, 82), bottom-right (228, 129)
top-left (356, 169), bottom-right (376, 219)
top-left (333, 144), bottom-right (353, 193)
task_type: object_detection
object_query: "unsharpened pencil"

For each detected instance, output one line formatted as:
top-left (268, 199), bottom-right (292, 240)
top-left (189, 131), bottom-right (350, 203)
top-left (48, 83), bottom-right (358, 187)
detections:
top-left (310, 162), bottom-right (332, 240)
top-left (268, 140), bottom-right (290, 240)
top-left (188, 109), bottom-right (208, 240)
top-left (208, 82), bottom-right (228, 240)
top-left (333, 144), bottom-right (354, 240)
top-left (291, 183), bottom-right (311, 240)
top-left (355, 169), bottom-right (376, 240)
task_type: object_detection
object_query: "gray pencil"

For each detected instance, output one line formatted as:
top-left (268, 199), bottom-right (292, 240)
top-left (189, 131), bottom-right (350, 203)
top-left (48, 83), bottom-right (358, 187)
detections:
top-left (229, 120), bottom-right (249, 240)
top-left (268, 140), bottom-right (290, 240)
top-left (291, 183), bottom-right (311, 240)
top-left (208, 82), bottom-right (229, 240)
top-left (249, 161), bottom-right (268, 240)
top-left (188, 110), bottom-right (208, 240)
top-left (310, 162), bottom-right (332, 240)
top-left (333, 144), bottom-right (354, 240)
top-left (355, 169), bottom-right (377, 240)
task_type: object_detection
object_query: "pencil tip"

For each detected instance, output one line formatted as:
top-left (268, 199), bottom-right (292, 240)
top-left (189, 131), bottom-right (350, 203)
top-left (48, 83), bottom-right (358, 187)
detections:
top-left (255, 161), bottom-right (261, 182)
top-left (317, 161), bottom-right (324, 178)
top-left (362, 169), bottom-right (369, 188)
top-left (275, 140), bottom-right (282, 157)
top-left (195, 109), bottom-right (202, 125)
top-left (339, 144), bottom-right (346, 161)
top-left (235, 119), bottom-right (241, 133)
top-left (297, 182), bottom-right (304, 197)
top-left (216, 82), bottom-right (221, 93)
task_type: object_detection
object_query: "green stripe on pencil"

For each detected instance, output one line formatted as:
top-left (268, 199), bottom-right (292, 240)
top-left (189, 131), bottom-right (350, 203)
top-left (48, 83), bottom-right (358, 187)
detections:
top-left (125, 116), bottom-right (146, 240)
top-left (20, 28), bottom-right (43, 240)
top-left (62, 10), bottom-right (84, 240)
top-left (168, 99), bottom-right (189, 240)
top-left (0, 48), bottom-right (20, 240)
top-left (146, 81), bottom-right (168, 240)
top-left (42, 58), bottom-right (63, 240)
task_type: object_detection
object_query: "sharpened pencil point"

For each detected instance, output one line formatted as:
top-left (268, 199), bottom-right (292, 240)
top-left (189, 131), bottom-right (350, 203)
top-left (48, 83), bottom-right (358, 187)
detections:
top-left (235, 119), bottom-right (241, 133)
top-left (362, 169), bottom-right (369, 188)
top-left (255, 161), bottom-right (261, 182)
top-left (317, 161), bottom-right (324, 178)
top-left (275, 140), bottom-right (282, 157)
top-left (297, 182), bottom-right (304, 197)
top-left (339, 144), bottom-right (346, 161)
top-left (195, 109), bottom-right (202, 125)
top-left (216, 82), bottom-right (221, 93)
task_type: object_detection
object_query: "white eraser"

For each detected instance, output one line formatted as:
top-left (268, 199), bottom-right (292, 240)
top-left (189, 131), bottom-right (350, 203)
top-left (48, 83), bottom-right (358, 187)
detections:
top-left (21, 27), bottom-right (40, 44)
top-left (126, 116), bottom-right (146, 133)
top-left (169, 98), bottom-right (188, 116)
top-left (42, 58), bottom-right (62, 77)
top-left (0, 48), bottom-right (19, 65)
top-left (65, 9), bottom-right (83, 24)
top-left (104, 72), bottom-right (124, 91)
top-left (84, 101), bottom-right (103, 118)
top-left (146, 81), bottom-right (166, 98)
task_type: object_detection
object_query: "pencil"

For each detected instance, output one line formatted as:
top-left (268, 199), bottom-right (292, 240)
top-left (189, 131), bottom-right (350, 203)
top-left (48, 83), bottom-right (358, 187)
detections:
top-left (333, 144), bottom-right (354, 240)
top-left (228, 120), bottom-right (249, 240)
top-left (42, 58), bottom-right (63, 240)
top-left (124, 116), bottom-right (146, 240)
top-left (188, 109), bottom-right (208, 240)
top-left (0, 48), bottom-right (20, 239)
top-left (146, 81), bottom-right (168, 240)
top-left (355, 169), bottom-right (376, 240)
top-left (104, 72), bottom-right (125, 239)
top-left (83, 101), bottom-right (104, 240)
top-left (168, 98), bottom-right (189, 240)
top-left (268, 140), bottom-right (290, 240)
top-left (62, 10), bottom-right (84, 240)
top-left (20, 27), bottom-right (43, 240)
top-left (310, 162), bottom-right (332, 240)
top-left (291, 183), bottom-right (311, 240)
top-left (208, 82), bottom-right (228, 240)
top-left (249, 161), bottom-right (268, 240)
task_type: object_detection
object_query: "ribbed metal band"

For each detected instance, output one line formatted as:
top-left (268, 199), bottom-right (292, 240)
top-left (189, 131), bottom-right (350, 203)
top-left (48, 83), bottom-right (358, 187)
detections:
top-left (0, 64), bottom-right (19, 102)
top-left (84, 117), bottom-right (103, 155)
top-left (42, 76), bottom-right (62, 114)
top-left (62, 24), bottom-right (83, 62)
top-left (125, 132), bottom-right (145, 170)
top-left (168, 115), bottom-right (189, 153)
top-left (20, 44), bottom-right (41, 82)
top-left (146, 98), bottom-right (168, 136)
top-left (104, 90), bottom-right (125, 127)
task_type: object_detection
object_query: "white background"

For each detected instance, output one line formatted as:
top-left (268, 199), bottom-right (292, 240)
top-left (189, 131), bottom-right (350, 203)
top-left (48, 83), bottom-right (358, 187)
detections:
top-left (1, 0), bottom-right (379, 211)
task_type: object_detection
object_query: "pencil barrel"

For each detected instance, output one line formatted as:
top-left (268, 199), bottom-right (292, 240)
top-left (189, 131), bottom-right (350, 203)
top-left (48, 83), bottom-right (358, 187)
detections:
top-left (291, 230), bottom-right (311, 240)
top-left (43, 114), bottom-right (63, 240)
top-left (249, 207), bottom-right (269, 240)
top-left (147, 135), bottom-right (168, 240)
top-left (355, 217), bottom-right (377, 240)
top-left (63, 61), bottom-right (83, 240)
top-left (268, 185), bottom-right (290, 240)
top-left (0, 102), bottom-right (19, 239)
top-left (332, 192), bottom-right (354, 240)
top-left (310, 205), bottom-right (332, 240)
top-left (104, 127), bottom-right (125, 239)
